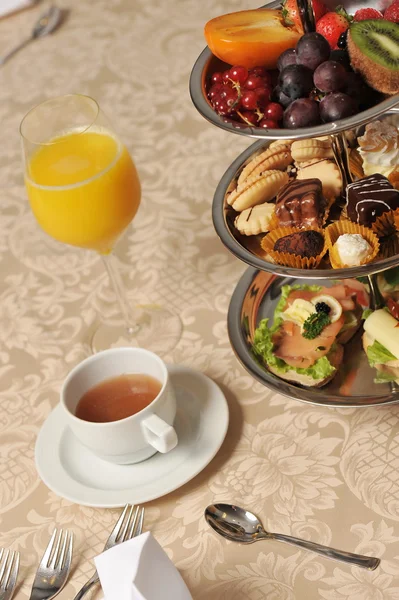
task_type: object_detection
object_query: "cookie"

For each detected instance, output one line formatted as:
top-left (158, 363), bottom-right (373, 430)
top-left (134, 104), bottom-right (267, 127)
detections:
top-left (291, 138), bottom-right (334, 162)
top-left (237, 146), bottom-right (292, 187)
top-left (234, 203), bottom-right (275, 236)
top-left (227, 170), bottom-right (289, 212)
top-left (296, 159), bottom-right (342, 199)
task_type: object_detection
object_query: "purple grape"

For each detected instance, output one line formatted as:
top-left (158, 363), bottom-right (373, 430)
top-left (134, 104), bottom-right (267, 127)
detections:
top-left (344, 72), bottom-right (382, 110)
top-left (278, 64), bottom-right (314, 100)
top-left (272, 86), bottom-right (292, 108)
top-left (329, 49), bottom-right (352, 71)
top-left (277, 48), bottom-right (297, 71)
top-left (319, 93), bottom-right (357, 123)
top-left (296, 32), bottom-right (330, 71)
top-left (314, 61), bottom-right (348, 93)
top-left (283, 98), bottom-right (321, 129)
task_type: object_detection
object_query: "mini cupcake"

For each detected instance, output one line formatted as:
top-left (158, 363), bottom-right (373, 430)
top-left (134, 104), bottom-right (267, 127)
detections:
top-left (325, 221), bottom-right (379, 269)
top-left (261, 226), bottom-right (327, 269)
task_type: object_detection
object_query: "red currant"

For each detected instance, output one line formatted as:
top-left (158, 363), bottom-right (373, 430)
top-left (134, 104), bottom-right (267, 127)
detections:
top-left (254, 86), bottom-right (271, 109)
top-left (244, 75), bottom-right (264, 90)
top-left (258, 118), bottom-right (279, 129)
top-left (239, 111), bottom-right (258, 126)
top-left (222, 70), bottom-right (231, 83)
top-left (211, 71), bottom-right (223, 85)
top-left (216, 100), bottom-right (232, 115)
top-left (264, 102), bottom-right (284, 122)
top-left (250, 66), bottom-right (268, 77)
top-left (224, 86), bottom-right (240, 109)
top-left (229, 65), bottom-right (248, 85)
top-left (241, 90), bottom-right (258, 111)
top-left (208, 83), bottom-right (224, 100)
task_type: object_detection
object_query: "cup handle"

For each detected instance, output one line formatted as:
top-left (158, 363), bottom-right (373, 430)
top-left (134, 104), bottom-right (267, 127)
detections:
top-left (141, 414), bottom-right (178, 453)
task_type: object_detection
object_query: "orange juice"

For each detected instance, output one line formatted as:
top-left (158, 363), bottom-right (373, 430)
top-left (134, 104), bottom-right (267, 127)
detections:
top-left (25, 130), bottom-right (141, 254)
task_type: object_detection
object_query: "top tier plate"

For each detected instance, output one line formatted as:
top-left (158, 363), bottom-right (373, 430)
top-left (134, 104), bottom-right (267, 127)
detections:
top-left (189, 0), bottom-right (399, 141)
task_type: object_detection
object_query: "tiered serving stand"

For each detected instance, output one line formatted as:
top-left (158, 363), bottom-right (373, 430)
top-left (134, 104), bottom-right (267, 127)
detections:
top-left (190, 0), bottom-right (399, 407)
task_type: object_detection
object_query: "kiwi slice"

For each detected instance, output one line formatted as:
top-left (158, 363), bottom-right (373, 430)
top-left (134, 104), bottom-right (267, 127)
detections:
top-left (348, 19), bottom-right (399, 95)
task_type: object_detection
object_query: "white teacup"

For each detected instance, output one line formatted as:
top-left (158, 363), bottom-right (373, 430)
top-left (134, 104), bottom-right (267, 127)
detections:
top-left (60, 348), bottom-right (178, 464)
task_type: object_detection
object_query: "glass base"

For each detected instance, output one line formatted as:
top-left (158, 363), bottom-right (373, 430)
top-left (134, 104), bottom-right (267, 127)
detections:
top-left (90, 305), bottom-right (182, 356)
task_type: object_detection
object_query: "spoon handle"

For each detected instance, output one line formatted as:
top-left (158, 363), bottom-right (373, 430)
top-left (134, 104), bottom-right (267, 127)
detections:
top-left (269, 532), bottom-right (380, 570)
top-left (0, 36), bottom-right (33, 66)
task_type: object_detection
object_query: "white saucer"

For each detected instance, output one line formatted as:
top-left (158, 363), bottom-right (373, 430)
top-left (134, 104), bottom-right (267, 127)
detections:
top-left (35, 365), bottom-right (229, 507)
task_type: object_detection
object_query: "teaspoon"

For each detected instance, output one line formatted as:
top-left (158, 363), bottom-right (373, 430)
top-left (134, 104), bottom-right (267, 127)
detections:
top-left (0, 5), bottom-right (63, 66)
top-left (205, 503), bottom-right (380, 570)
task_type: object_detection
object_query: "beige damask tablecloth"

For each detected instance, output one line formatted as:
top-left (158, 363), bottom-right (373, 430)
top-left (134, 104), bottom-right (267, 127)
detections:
top-left (1, 0), bottom-right (399, 598)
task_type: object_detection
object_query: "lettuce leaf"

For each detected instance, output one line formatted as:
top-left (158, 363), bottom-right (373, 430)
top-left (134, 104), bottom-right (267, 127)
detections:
top-left (362, 308), bottom-right (373, 321)
top-left (253, 318), bottom-right (336, 381)
top-left (374, 370), bottom-right (398, 384)
top-left (366, 340), bottom-right (397, 367)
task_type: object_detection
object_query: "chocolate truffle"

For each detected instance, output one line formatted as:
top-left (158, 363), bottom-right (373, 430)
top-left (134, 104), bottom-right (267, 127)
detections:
top-left (274, 230), bottom-right (324, 258)
top-left (275, 178), bottom-right (327, 228)
top-left (346, 173), bottom-right (399, 227)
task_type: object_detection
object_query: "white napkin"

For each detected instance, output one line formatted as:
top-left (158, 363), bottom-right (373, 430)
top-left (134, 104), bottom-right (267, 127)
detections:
top-left (95, 532), bottom-right (193, 600)
top-left (0, 0), bottom-right (34, 19)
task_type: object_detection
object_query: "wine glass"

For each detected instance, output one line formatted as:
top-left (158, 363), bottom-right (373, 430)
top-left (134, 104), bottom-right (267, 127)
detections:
top-left (20, 94), bottom-right (182, 354)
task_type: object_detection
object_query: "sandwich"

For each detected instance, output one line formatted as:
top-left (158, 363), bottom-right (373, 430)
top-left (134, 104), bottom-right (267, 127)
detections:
top-left (363, 307), bottom-right (399, 384)
top-left (253, 281), bottom-right (367, 388)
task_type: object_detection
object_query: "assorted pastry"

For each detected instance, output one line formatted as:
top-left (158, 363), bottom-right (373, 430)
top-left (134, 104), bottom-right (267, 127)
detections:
top-left (252, 281), bottom-right (366, 387)
top-left (227, 119), bottom-right (399, 270)
top-left (203, 3), bottom-right (399, 129)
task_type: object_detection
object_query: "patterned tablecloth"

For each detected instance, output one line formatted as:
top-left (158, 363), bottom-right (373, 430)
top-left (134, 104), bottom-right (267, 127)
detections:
top-left (1, 0), bottom-right (399, 598)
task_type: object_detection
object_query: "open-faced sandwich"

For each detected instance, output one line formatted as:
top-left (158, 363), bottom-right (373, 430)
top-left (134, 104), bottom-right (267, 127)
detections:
top-left (363, 306), bottom-right (399, 384)
top-left (253, 281), bottom-right (368, 387)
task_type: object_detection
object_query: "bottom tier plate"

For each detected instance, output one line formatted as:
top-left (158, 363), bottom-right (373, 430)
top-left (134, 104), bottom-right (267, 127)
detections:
top-left (228, 268), bottom-right (399, 408)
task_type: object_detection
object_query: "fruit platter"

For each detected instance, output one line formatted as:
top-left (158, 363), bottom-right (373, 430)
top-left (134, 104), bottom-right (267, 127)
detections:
top-left (190, 0), bottom-right (399, 139)
top-left (190, 0), bottom-right (399, 405)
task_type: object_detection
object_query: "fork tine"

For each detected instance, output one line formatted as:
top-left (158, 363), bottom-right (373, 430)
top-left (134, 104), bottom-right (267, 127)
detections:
top-left (106, 504), bottom-right (130, 547)
top-left (124, 506), bottom-right (140, 541)
top-left (0, 549), bottom-right (10, 585)
top-left (136, 507), bottom-right (145, 536)
top-left (41, 529), bottom-right (57, 568)
top-left (64, 532), bottom-right (73, 571)
top-left (6, 552), bottom-right (19, 593)
top-left (117, 505), bottom-right (134, 543)
top-left (56, 530), bottom-right (68, 569)
top-left (49, 529), bottom-right (64, 569)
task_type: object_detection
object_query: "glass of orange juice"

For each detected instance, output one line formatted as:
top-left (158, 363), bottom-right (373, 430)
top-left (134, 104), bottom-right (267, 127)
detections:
top-left (20, 94), bottom-right (181, 354)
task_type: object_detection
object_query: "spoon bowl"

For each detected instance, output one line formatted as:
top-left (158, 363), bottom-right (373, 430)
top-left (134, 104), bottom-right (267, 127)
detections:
top-left (205, 503), bottom-right (380, 570)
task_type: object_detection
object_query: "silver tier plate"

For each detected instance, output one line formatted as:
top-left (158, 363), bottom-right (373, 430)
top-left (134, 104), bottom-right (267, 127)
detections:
top-left (190, 1), bottom-right (399, 141)
top-left (228, 267), bottom-right (399, 407)
top-left (213, 110), bottom-right (399, 280)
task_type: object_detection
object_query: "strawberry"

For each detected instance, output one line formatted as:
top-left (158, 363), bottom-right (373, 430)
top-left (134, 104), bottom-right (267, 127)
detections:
top-left (316, 7), bottom-right (352, 49)
top-left (353, 7), bottom-right (384, 20)
top-left (385, 0), bottom-right (399, 22)
top-left (281, 0), bottom-right (327, 32)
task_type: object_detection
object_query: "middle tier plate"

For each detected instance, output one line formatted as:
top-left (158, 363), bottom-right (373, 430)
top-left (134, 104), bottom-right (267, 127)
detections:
top-left (213, 134), bottom-right (399, 280)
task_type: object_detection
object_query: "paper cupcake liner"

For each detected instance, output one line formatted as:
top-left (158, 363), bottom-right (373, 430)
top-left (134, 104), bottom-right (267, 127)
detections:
top-left (349, 148), bottom-right (364, 180)
top-left (261, 226), bottom-right (327, 269)
top-left (325, 221), bottom-right (379, 269)
top-left (372, 211), bottom-right (399, 258)
top-left (389, 167), bottom-right (399, 190)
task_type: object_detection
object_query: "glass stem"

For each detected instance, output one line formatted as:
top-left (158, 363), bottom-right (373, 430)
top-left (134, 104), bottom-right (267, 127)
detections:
top-left (101, 254), bottom-right (141, 337)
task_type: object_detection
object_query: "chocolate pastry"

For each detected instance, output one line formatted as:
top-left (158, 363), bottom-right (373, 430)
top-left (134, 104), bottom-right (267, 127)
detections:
top-left (346, 174), bottom-right (399, 227)
top-left (275, 178), bottom-right (327, 228)
top-left (274, 230), bottom-right (324, 258)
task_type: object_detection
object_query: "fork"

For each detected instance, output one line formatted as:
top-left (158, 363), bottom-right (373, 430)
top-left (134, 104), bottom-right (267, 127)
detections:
top-left (73, 504), bottom-right (144, 600)
top-left (29, 529), bottom-right (73, 600)
top-left (0, 549), bottom-right (19, 600)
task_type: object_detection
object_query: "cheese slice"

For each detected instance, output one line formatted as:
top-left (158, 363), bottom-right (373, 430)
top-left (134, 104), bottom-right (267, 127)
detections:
top-left (364, 309), bottom-right (399, 359)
